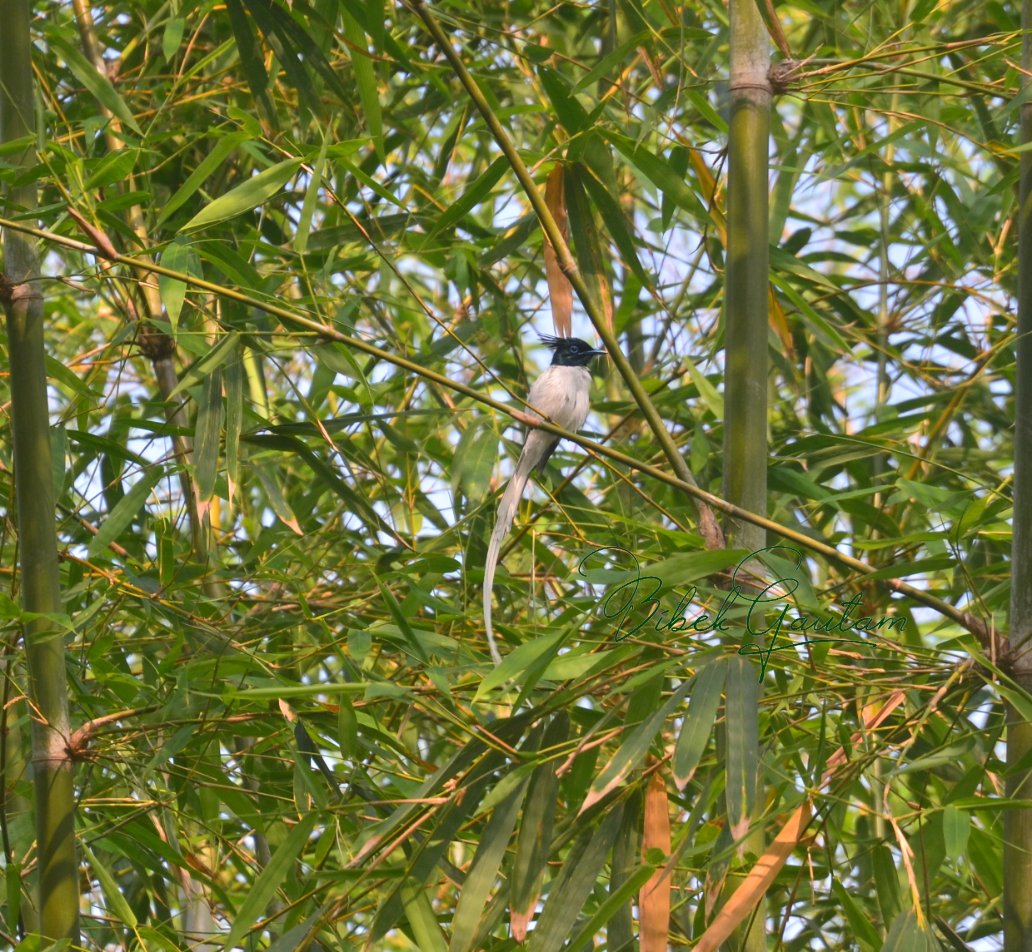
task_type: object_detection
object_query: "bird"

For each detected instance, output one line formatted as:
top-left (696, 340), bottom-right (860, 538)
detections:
top-left (482, 335), bottom-right (607, 663)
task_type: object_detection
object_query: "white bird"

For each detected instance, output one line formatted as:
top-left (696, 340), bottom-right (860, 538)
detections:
top-left (483, 336), bottom-right (606, 663)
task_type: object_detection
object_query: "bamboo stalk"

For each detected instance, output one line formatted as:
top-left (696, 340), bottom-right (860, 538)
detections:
top-left (1004, 0), bottom-right (1032, 946)
top-left (721, 0), bottom-right (770, 947)
top-left (1, 0), bottom-right (79, 942)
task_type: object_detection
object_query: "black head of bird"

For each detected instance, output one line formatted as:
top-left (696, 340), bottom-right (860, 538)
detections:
top-left (539, 336), bottom-right (607, 367)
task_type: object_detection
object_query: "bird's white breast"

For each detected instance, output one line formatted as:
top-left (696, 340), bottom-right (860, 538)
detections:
top-left (526, 365), bottom-right (593, 431)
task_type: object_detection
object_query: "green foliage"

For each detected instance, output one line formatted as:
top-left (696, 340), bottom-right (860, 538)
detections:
top-left (0, 0), bottom-right (1019, 948)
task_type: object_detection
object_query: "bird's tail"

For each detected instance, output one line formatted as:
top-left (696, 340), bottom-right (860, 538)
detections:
top-left (482, 452), bottom-right (536, 664)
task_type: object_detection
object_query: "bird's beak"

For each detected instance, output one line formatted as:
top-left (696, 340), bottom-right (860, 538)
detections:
top-left (589, 347), bottom-right (607, 357)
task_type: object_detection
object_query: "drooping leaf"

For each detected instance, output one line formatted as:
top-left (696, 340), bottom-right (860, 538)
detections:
top-left (47, 33), bottom-right (143, 135)
top-left (543, 164), bottom-right (572, 337)
top-left (640, 771), bottom-right (671, 952)
top-left (88, 466), bottom-right (165, 558)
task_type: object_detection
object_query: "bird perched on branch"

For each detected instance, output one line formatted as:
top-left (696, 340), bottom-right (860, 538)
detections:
top-left (483, 335), bottom-right (606, 664)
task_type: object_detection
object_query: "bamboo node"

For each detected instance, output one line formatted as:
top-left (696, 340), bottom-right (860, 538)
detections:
top-left (768, 59), bottom-right (804, 93)
top-left (0, 276), bottom-right (43, 306)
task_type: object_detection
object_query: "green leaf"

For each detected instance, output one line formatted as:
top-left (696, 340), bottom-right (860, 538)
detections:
top-left (566, 165), bottom-right (611, 322)
top-left (527, 809), bottom-right (622, 952)
top-left (4, 861), bottom-right (21, 940)
top-left (224, 347), bottom-right (244, 498)
top-left (81, 843), bottom-right (137, 929)
top-left (222, 813), bottom-right (318, 950)
top-left (254, 462), bottom-right (303, 535)
top-left (452, 418), bottom-right (498, 506)
top-left (85, 149), bottom-right (140, 189)
top-left (581, 679), bottom-right (691, 813)
top-left (342, 8), bottom-right (383, 155)
top-left (162, 17), bottom-right (186, 63)
top-left (510, 714), bottom-right (569, 932)
top-left (88, 466), bottom-right (165, 558)
top-left (566, 863), bottom-right (656, 952)
top-left (296, 134), bottom-right (330, 254)
top-left (400, 882), bottom-right (448, 952)
top-left (830, 880), bottom-right (881, 950)
top-left (169, 331), bottom-right (243, 398)
top-left (50, 424), bottom-right (67, 500)
top-left (449, 779), bottom-right (526, 952)
top-left (194, 366), bottom-right (223, 503)
top-left (725, 655), bottom-right (759, 837)
top-left (181, 157), bottom-right (303, 232)
top-left (156, 131), bottom-right (248, 226)
top-left (537, 66), bottom-right (589, 134)
top-left (424, 156), bottom-right (509, 243)
top-left (673, 658), bottom-right (725, 788)
top-left (223, 0), bottom-right (272, 119)
top-left (941, 805), bottom-right (970, 862)
top-left (48, 33), bottom-right (142, 136)
top-left (158, 240), bottom-right (201, 335)
top-left (604, 131), bottom-right (705, 218)
top-left (873, 844), bottom-right (902, 923)
top-left (883, 909), bottom-right (943, 951)
top-left (577, 161), bottom-right (651, 286)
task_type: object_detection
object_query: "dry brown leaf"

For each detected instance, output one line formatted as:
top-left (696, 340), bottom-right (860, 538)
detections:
top-left (641, 771), bottom-right (671, 952)
top-left (544, 165), bottom-right (572, 338)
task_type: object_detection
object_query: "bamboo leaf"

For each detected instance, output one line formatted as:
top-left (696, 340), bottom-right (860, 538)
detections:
top-left (194, 366), bottom-right (222, 504)
top-left (162, 17), bottom-right (186, 63)
top-left (673, 658), bottom-right (726, 789)
top-left (604, 131), bottom-right (706, 218)
top-left (254, 462), bottom-right (303, 535)
top-left (725, 656), bottom-right (759, 842)
top-left (606, 787), bottom-right (643, 952)
top-left (223, 0), bottom-right (272, 118)
top-left (48, 33), bottom-right (142, 135)
top-left (510, 713), bottom-right (569, 940)
top-left (81, 844), bottom-right (137, 929)
top-left (527, 809), bottom-right (622, 952)
top-left (296, 133), bottom-right (329, 254)
top-left (424, 156), bottom-right (509, 243)
top-left (222, 813), bottom-right (318, 950)
top-left (169, 332), bottom-right (242, 398)
top-left (577, 161), bottom-right (651, 287)
top-left (224, 346), bottom-right (244, 505)
top-left (157, 132), bottom-right (248, 226)
top-left (451, 417), bottom-right (497, 508)
top-left (158, 240), bottom-right (201, 336)
top-left (400, 881), bottom-right (449, 952)
top-left (537, 66), bottom-right (589, 134)
top-left (449, 779), bottom-right (526, 952)
top-left (580, 680), bottom-right (691, 814)
top-left (181, 157), bottom-right (303, 232)
top-left (566, 165), bottom-right (613, 330)
top-left (942, 805), bottom-right (970, 862)
top-left (342, 8), bottom-right (383, 155)
top-left (830, 880), bottom-right (881, 950)
top-left (88, 467), bottom-right (165, 558)
top-left (883, 909), bottom-right (943, 951)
